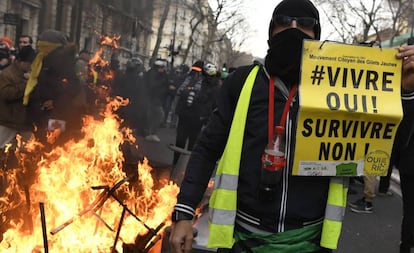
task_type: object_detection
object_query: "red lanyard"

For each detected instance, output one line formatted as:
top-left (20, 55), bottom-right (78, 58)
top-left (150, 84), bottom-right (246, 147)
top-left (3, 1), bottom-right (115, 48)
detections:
top-left (267, 77), bottom-right (298, 145)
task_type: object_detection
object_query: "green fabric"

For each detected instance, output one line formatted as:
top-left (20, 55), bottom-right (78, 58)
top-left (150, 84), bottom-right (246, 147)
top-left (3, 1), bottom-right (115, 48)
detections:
top-left (233, 223), bottom-right (323, 253)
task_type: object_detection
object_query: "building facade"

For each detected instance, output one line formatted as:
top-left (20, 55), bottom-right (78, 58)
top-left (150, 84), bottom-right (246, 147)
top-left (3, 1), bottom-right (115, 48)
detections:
top-left (0, 0), bottom-right (239, 70)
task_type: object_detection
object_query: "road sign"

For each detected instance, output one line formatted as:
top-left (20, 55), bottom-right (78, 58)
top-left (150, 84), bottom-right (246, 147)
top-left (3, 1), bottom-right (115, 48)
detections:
top-left (3, 13), bottom-right (20, 26)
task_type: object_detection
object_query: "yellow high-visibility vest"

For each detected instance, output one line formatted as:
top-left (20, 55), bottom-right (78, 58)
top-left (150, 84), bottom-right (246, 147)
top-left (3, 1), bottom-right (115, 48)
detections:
top-left (320, 177), bottom-right (348, 249)
top-left (207, 65), bottom-right (347, 249)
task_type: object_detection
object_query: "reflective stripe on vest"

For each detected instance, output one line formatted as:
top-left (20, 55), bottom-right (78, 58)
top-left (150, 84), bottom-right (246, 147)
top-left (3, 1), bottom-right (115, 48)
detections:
top-left (320, 177), bottom-right (348, 249)
top-left (207, 65), bottom-right (260, 248)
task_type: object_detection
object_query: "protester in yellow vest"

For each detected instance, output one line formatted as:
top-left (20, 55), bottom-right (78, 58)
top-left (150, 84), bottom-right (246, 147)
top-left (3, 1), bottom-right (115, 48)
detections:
top-left (169, 0), bottom-right (414, 252)
top-left (24, 29), bottom-right (84, 147)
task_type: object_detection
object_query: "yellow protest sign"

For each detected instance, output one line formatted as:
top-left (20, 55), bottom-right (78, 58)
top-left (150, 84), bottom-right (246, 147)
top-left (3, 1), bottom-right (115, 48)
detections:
top-left (293, 40), bottom-right (403, 176)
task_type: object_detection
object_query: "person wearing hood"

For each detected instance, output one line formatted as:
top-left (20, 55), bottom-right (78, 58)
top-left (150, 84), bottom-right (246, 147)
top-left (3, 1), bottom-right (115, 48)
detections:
top-left (23, 29), bottom-right (84, 147)
top-left (170, 60), bottom-right (204, 166)
top-left (169, 1), bottom-right (332, 252)
top-left (169, 0), bottom-right (414, 252)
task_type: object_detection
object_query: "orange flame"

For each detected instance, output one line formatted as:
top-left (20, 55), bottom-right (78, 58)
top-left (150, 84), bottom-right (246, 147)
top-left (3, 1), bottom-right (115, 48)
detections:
top-left (0, 97), bottom-right (179, 252)
top-left (0, 33), bottom-right (179, 252)
top-left (98, 33), bottom-right (120, 49)
top-left (88, 34), bottom-right (120, 88)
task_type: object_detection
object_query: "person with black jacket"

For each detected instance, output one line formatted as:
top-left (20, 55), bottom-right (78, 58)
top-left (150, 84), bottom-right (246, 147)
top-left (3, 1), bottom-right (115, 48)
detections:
top-left (394, 90), bottom-right (414, 253)
top-left (171, 60), bottom-right (204, 165)
top-left (172, 61), bottom-right (220, 167)
top-left (170, 1), bottom-right (332, 252)
top-left (113, 57), bottom-right (145, 133)
top-left (169, 0), bottom-right (414, 252)
top-left (394, 36), bottom-right (414, 253)
top-left (24, 29), bottom-right (84, 147)
top-left (142, 59), bottom-right (169, 142)
top-left (198, 62), bottom-right (220, 126)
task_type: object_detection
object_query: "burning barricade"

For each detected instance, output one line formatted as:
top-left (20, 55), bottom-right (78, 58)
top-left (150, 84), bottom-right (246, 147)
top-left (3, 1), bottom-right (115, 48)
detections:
top-left (0, 34), bottom-right (179, 252)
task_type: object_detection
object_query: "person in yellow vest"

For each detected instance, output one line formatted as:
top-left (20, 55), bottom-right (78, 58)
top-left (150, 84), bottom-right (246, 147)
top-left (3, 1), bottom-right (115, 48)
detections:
top-left (23, 29), bottom-right (84, 147)
top-left (169, 0), bottom-right (414, 253)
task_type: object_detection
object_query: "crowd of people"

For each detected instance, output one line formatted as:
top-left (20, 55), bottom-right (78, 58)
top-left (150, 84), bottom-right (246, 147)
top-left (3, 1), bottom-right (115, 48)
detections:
top-left (0, 29), bottom-right (226, 154)
top-left (0, 28), bottom-right (232, 192)
top-left (113, 56), bottom-right (223, 147)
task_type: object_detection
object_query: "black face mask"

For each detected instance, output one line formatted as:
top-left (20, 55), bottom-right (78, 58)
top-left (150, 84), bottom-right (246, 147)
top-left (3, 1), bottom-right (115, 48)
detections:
top-left (265, 28), bottom-right (312, 85)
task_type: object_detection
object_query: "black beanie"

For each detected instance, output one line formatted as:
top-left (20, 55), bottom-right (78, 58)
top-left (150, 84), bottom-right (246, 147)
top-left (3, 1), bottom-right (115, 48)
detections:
top-left (268, 0), bottom-right (321, 40)
top-left (38, 29), bottom-right (69, 45)
top-left (17, 45), bottom-right (36, 62)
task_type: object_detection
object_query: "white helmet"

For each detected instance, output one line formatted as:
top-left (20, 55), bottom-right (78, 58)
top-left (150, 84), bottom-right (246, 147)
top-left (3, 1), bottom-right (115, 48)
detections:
top-left (203, 63), bottom-right (217, 76)
top-left (126, 57), bottom-right (143, 70)
top-left (154, 58), bottom-right (167, 68)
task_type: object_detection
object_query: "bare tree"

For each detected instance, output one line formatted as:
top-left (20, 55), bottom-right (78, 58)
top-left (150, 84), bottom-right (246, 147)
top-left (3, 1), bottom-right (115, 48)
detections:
top-left (352, 0), bottom-right (385, 41)
top-left (180, 0), bottom-right (207, 63)
top-left (314, 0), bottom-right (357, 42)
top-left (223, 19), bottom-right (252, 67)
top-left (202, 0), bottom-right (246, 60)
top-left (316, 0), bottom-right (407, 43)
top-left (385, 0), bottom-right (412, 46)
top-left (179, 0), bottom-right (247, 64)
top-left (150, 0), bottom-right (173, 65)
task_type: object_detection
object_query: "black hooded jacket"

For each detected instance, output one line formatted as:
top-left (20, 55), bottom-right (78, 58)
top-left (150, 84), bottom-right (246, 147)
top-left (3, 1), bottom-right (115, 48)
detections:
top-left (177, 64), bottom-right (330, 232)
top-left (393, 91), bottom-right (414, 175)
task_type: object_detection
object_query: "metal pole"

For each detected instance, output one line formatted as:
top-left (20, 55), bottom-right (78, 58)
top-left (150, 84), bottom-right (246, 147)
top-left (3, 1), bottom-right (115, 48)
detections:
top-left (39, 202), bottom-right (49, 253)
top-left (111, 205), bottom-right (126, 253)
top-left (171, 0), bottom-right (178, 70)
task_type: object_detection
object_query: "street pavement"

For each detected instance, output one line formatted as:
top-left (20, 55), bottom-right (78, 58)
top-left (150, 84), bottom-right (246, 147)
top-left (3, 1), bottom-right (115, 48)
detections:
top-left (336, 175), bottom-right (403, 253)
top-left (137, 126), bottom-right (405, 253)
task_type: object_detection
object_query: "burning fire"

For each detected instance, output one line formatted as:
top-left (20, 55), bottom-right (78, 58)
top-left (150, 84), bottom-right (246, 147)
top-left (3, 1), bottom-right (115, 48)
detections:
top-left (0, 98), bottom-right (179, 252)
top-left (0, 35), bottom-right (179, 252)
top-left (89, 33), bottom-right (121, 86)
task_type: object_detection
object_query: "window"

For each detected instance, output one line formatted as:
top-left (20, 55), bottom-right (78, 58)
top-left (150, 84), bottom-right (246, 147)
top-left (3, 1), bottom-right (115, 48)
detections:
top-left (181, 10), bottom-right (186, 20)
top-left (179, 25), bottom-right (185, 36)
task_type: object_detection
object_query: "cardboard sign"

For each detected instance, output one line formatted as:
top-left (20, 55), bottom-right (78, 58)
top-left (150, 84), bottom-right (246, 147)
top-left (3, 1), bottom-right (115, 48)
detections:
top-left (293, 40), bottom-right (403, 176)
